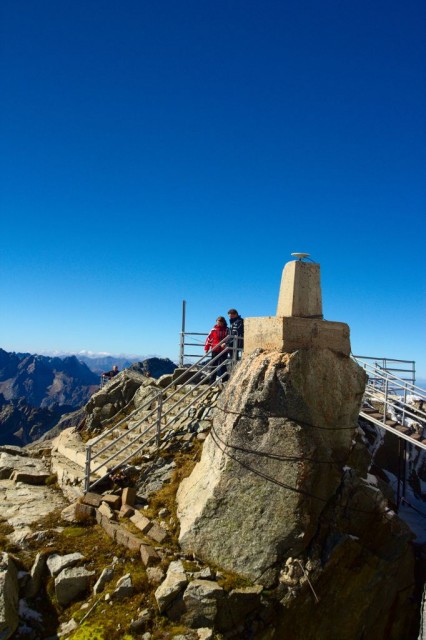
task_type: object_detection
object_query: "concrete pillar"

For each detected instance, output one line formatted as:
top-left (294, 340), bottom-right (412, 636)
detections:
top-left (276, 260), bottom-right (323, 318)
top-left (243, 255), bottom-right (351, 356)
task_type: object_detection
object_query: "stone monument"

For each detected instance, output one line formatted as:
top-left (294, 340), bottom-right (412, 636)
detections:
top-left (244, 254), bottom-right (350, 356)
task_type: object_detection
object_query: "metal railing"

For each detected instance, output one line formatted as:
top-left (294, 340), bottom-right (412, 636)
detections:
top-left (352, 355), bottom-right (416, 387)
top-left (84, 336), bottom-right (240, 492)
top-left (353, 356), bottom-right (426, 450)
top-left (178, 338), bottom-right (426, 448)
top-left (86, 336), bottom-right (425, 492)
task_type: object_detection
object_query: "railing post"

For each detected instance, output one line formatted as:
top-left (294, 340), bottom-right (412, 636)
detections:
top-left (156, 391), bottom-right (163, 448)
top-left (179, 332), bottom-right (185, 368)
top-left (373, 363), bottom-right (379, 391)
top-left (402, 440), bottom-right (408, 501)
top-left (232, 335), bottom-right (238, 366)
top-left (396, 438), bottom-right (402, 510)
top-left (179, 299), bottom-right (186, 367)
top-left (383, 377), bottom-right (388, 423)
top-left (401, 383), bottom-right (407, 426)
top-left (84, 445), bottom-right (92, 493)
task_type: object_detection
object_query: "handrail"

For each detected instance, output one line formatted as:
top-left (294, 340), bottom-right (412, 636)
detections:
top-left (353, 357), bottom-right (426, 400)
top-left (352, 355), bottom-right (416, 385)
top-left (85, 344), bottom-right (424, 492)
top-left (359, 409), bottom-right (426, 452)
top-left (84, 336), bottom-right (239, 491)
top-left (355, 357), bottom-right (426, 447)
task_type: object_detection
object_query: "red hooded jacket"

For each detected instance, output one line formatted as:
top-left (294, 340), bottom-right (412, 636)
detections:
top-left (204, 324), bottom-right (229, 354)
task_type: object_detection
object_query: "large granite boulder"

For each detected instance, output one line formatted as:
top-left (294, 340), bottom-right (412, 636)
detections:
top-left (177, 348), bottom-right (367, 586)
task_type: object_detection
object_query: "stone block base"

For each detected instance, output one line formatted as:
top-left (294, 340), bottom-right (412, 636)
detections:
top-left (243, 316), bottom-right (350, 356)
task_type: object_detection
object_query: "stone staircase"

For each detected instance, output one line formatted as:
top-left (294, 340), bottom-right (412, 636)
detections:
top-left (360, 403), bottom-right (426, 444)
top-left (50, 380), bottom-right (222, 499)
top-left (354, 355), bottom-right (426, 450)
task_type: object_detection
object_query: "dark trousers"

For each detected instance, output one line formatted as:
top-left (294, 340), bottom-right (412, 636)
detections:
top-left (210, 350), bottom-right (228, 381)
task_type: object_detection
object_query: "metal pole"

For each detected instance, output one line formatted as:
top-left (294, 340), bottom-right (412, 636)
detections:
top-left (84, 446), bottom-right (92, 493)
top-left (396, 438), bottom-right (402, 510)
top-left (401, 383), bottom-right (407, 426)
top-left (179, 300), bottom-right (186, 367)
top-left (402, 440), bottom-right (407, 500)
top-left (383, 377), bottom-right (388, 424)
top-left (156, 391), bottom-right (163, 448)
top-left (232, 335), bottom-right (238, 366)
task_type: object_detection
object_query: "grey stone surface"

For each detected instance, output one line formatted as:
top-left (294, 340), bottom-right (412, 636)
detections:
top-left (128, 608), bottom-right (151, 633)
top-left (182, 579), bottom-right (225, 629)
top-left (93, 567), bottom-right (114, 594)
top-left (10, 470), bottom-right (50, 485)
top-left (85, 370), bottom-right (151, 431)
top-left (146, 566), bottom-right (165, 585)
top-left (55, 567), bottom-right (95, 606)
top-left (146, 522), bottom-right (167, 543)
top-left (61, 502), bottom-right (95, 523)
top-left (155, 560), bottom-right (188, 613)
top-left (59, 618), bottom-right (78, 636)
top-left (0, 446), bottom-right (29, 457)
top-left (0, 553), bottom-right (19, 640)
top-left (193, 567), bottom-right (215, 580)
top-left (98, 502), bottom-right (115, 520)
top-left (0, 452), bottom-right (67, 543)
top-left (140, 544), bottom-right (160, 568)
top-left (111, 573), bottom-right (134, 599)
top-left (0, 451), bottom-right (49, 477)
top-left (24, 552), bottom-right (48, 598)
top-left (47, 552), bottom-right (85, 577)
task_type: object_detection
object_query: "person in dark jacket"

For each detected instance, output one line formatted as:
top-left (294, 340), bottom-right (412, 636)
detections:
top-left (227, 308), bottom-right (244, 360)
top-left (102, 365), bottom-right (119, 380)
top-left (204, 316), bottom-right (229, 381)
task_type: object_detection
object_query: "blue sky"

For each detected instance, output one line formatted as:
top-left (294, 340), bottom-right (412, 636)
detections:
top-left (1, 0), bottom-right (425, 378)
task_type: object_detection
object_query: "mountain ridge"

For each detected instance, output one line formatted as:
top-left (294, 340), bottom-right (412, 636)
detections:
top-left (0, 347), bottom-right (178, 446)
top-left (0, 348), bottom-right (99, 446)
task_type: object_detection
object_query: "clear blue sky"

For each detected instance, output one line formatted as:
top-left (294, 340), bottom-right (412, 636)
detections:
top-left (1, 1), bottom-right (425, 377)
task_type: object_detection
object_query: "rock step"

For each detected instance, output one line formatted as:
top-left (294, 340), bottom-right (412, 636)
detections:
top-left (50, 451), bottom-right (86, 500)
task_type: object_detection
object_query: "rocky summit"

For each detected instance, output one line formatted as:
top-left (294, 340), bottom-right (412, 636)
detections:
top-left (0, 347), bottom-right (423, 639)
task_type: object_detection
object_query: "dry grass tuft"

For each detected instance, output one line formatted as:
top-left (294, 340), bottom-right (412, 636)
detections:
top-left (0, 520), bottom-right (14, 552)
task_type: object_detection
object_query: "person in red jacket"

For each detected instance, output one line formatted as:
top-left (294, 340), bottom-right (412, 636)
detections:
top-left (204, 316), bottom-right (229, 381)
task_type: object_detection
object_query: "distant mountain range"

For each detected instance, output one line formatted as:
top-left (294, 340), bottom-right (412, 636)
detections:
top-left (0, 348), bottom-right (99, 446)
top-left (0, 348), bottom-right (178, 446)
top-left (0, 349), bottom-right (99, 407)
top-left (38, 351), bottom-right (158, 375)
